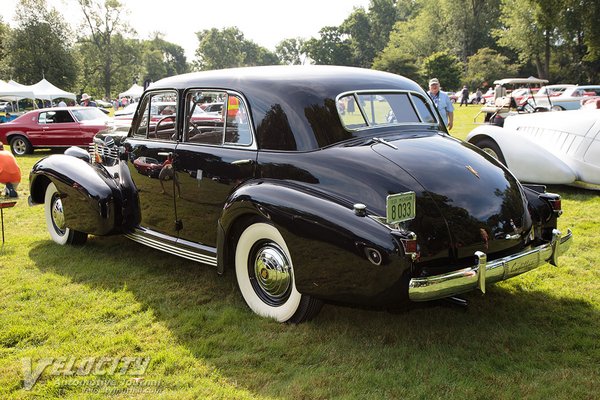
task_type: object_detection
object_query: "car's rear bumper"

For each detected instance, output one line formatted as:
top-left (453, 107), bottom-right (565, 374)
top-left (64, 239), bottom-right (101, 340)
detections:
top-left (408, 229), bottom-right (573, 301)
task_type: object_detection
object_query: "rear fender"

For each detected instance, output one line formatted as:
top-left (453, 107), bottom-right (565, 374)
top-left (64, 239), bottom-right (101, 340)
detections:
top-left (30, 154), bottom-right (123, 235)
top-left (219, 180), bottom-right (412, 304)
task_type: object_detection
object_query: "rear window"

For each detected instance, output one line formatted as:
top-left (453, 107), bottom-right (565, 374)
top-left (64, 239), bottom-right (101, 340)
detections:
top-left (337, 92), bottom-right (437, 130)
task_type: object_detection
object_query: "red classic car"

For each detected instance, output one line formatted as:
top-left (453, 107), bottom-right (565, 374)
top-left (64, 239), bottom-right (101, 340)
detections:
top-left (0, 107), bottom-right (110, 156)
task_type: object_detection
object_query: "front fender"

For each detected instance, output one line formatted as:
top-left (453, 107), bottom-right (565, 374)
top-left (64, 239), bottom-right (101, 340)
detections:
top-left (219, 180), bottom-right (412, 305)
top-left (30, 154), bottom-right (122, 235)
top-left (467, 125), bottom-right (577, 184)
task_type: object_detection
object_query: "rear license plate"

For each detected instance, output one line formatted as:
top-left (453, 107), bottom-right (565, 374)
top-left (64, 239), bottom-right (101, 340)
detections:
top-left (386, 192), bottom-right (416, 224)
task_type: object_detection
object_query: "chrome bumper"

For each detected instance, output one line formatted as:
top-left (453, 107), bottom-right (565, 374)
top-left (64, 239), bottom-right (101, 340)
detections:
top-left (408, 229), bottom-right (573, 301)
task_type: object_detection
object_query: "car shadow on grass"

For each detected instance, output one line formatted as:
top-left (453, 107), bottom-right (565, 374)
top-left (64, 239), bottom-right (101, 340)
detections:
top-left (29, 236), bottom-right (600, 399)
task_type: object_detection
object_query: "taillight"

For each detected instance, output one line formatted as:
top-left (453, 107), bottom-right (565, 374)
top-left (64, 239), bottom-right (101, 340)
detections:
top-left (539, 192), bottom-right (563, 216)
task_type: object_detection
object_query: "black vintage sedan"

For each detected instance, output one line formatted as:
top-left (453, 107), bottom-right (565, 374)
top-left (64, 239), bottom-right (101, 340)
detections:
top-left (29, 66), bottom-right (572, 323)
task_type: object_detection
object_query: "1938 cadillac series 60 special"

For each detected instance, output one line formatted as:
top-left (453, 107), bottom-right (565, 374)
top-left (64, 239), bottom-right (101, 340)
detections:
top-left (29, 66), bottom-right (573, 323)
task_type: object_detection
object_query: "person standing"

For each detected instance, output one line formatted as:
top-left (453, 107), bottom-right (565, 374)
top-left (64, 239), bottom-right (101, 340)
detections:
top-left (428, 78), bottom-right (454, 130)
top-left (80, 93), bottom-right (97, 107)
top-left (460, 85), bottom-right (469, 107)
top-left (0, 143), bottom-right (21, 198)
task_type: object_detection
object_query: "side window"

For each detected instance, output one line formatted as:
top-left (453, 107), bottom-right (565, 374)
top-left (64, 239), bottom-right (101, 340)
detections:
top-left (53, 110), bottom-right (75, 123)
top-left (133, 91), bottom-right (178, 140)
top-left (411, 95), bottom-right (437, 124)
top-left (38, 111), bottom-right (55, 124)
top-left (224, 95), bottom-right (252, 146)
top-left (185, 90), bottom-right (225, 145)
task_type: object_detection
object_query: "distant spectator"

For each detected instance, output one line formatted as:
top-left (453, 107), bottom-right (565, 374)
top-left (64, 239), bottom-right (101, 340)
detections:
top-left (58, 100), bottom-right (67, 107)
top-left (80, 93), bottom-right (97, 107)
top-left (475, 88), bottom-right (483, 104)
top-left (427, 78), bottom-right (454, 130)
top-left (0, 113), bottom-right (14, 123)
top-left (460, 85), bottom-right (469, 107)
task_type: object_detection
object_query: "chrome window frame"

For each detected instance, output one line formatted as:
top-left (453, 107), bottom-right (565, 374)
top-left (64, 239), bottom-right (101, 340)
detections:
top-left (335, 90), bottom-right (440, 131)
top-left (182, 88), bottom-right (257, 150)
top-left (131, 89), bottom-right (179, 142)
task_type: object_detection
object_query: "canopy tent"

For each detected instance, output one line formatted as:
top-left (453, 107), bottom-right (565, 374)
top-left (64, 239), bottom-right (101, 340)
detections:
top-left (0, 80), bottom-right (35, 101)
top-left (27, 78), bottom-right (76, 101)
top-left (493, 77), bottom-right (549, 86)
top-left (118, 84), bottom-right (144, 99)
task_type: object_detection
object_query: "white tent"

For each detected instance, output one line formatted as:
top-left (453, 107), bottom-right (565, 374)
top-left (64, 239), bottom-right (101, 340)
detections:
top-left (0, 80), bottom-right (35, 101)
top-left (27, 78), bottom-right (76, 101)
top-left (118, 83), bottom-right (144, 99)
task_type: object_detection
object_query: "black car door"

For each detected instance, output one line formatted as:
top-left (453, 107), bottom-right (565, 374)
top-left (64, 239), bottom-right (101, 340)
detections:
top-left (125, 90), bottom-right (180, 238)
top-left (173, 90), bottom-right (257, 248)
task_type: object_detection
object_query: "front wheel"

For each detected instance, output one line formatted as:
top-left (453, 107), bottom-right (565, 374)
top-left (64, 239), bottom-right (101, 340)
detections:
top-left (44, 183), bottom-right (88, 245)
top-left (235, 221), bottom-right (322, 323)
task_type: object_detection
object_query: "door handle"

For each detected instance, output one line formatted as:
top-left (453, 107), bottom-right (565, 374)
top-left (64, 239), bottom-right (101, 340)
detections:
top-left (231, 159), bottom-right (254, 165)
top-left (157, 152), bottom-right (173, 157)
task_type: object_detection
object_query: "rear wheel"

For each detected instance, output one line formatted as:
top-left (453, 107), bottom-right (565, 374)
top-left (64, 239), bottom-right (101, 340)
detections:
top-left (234, 221), bottom-right (322, 323)
top-left (474, 138), bottom-right (507, 166)
top-left (551, 105), bottom-right (565, 111)
top-left (9, 136), bottom-right (32, 156)
top-left (44, 183), bottom-right (88, 245)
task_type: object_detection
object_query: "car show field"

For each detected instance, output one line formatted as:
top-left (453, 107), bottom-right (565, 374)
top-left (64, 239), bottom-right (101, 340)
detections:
top-left (0, 105), bottom-right (598, 399)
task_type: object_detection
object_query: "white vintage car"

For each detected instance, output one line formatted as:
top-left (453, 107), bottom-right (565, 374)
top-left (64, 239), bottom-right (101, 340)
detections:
top-left (466, 108), bottom-right (600, 190)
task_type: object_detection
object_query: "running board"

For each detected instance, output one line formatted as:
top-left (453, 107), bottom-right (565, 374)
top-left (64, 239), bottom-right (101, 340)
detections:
top-left (124, 230), bottom-right (218, 267)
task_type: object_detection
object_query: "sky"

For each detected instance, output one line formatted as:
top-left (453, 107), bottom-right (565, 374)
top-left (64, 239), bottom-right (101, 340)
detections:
top-left (0, 0), bottom-right (372, 60)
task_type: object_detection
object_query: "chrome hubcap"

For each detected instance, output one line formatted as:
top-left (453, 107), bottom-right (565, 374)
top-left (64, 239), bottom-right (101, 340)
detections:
top-left (13, 139), bottom-right (26, 155)
top-left (252, 243), bottom-right (292, 305)
top-left (51, 195), bottom-right (66, 233)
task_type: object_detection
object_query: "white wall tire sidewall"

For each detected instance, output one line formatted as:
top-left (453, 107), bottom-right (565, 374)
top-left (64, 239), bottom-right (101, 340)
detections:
top-left (44, 182), bottom-right (71, 245)
top-left (235, 223), bottom-right (302, 322)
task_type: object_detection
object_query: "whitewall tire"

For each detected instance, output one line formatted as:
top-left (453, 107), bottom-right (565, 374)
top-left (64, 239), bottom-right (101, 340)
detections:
top-left (235, 221), bottom-right (321, 323)
top-left (44, 183), bottom-right (87, 245)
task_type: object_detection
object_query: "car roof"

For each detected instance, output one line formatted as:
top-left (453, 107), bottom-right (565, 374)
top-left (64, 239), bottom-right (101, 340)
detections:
top-left (146, 66), bottom-right (429, 151)
top-left (148, 65), bottom-right (422, 94)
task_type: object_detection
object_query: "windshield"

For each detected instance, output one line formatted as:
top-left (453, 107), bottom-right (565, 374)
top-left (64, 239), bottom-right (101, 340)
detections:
top-left (337, 92), bottom-right (438, 130)
top-left (71, 108), bottom-right (109, 121)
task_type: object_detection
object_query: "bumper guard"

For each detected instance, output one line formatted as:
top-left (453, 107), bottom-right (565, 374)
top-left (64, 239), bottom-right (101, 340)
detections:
top-left (408, 228), bottom-right (573, 301)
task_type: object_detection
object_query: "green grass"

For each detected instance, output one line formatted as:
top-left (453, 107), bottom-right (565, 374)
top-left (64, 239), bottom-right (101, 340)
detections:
top-left (1, 112), bottom-right (599, 399)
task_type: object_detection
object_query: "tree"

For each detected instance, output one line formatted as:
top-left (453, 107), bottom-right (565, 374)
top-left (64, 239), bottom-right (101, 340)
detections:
top-left (443, 0), bottom-right (501, 62)
top-left (303, 26), bottom-right (352, 65)
top-left (494, 0), bottom-right (557, 79)
top-left (76, 0), bottom-right (135, 98)
top-left (464, 48), bottom-right (518, 89)
top-left (141, 33), bottom-right (188, 82)
top-left (76, 36), bottom-right (140, 99)
top-left (7, 0), bottom-right (77, 88)
top-left (372, 46), bottom-right (422, 83)
top-left (275, 38), bottom-right (306, 65)
top-left (194, 27), bottom-right (278, 71)
top-left (0, 18), bottom-right (10, 80)
top-left (421, 51), bottom-right (463, 90)
top-left (340, 7), bottom-right (375, 67)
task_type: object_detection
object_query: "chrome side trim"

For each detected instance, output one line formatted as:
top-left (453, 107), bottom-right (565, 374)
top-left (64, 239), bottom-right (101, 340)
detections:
top-left (409, 228), bottom-right (573, 301)
top-left (125, 230), bottom-right (217, 267)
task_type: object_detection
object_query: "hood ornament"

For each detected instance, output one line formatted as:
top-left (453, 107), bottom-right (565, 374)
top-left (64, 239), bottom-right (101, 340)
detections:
top-left (466, 165), bottom-right (480, 179)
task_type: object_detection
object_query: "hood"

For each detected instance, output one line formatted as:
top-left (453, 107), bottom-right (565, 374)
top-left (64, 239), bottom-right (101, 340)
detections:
top-left (370, 133), bottom-right (532, 269)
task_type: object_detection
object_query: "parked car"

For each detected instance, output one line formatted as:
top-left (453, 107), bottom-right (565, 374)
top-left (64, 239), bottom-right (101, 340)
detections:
top-left (534, 85), bottom-right (600, 110)
top-left (114, 102), bottom-right (138, 117)
top-left (467, 108), bottom-right (600, 189)
top-left (0, 106), bottom-right (110, 155)
top-left (29, 66), bottom-right (572, 323)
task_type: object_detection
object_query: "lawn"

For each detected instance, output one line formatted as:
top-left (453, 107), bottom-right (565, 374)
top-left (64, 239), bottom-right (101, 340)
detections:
top-left (0, 105), bottom-right (598, 399)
